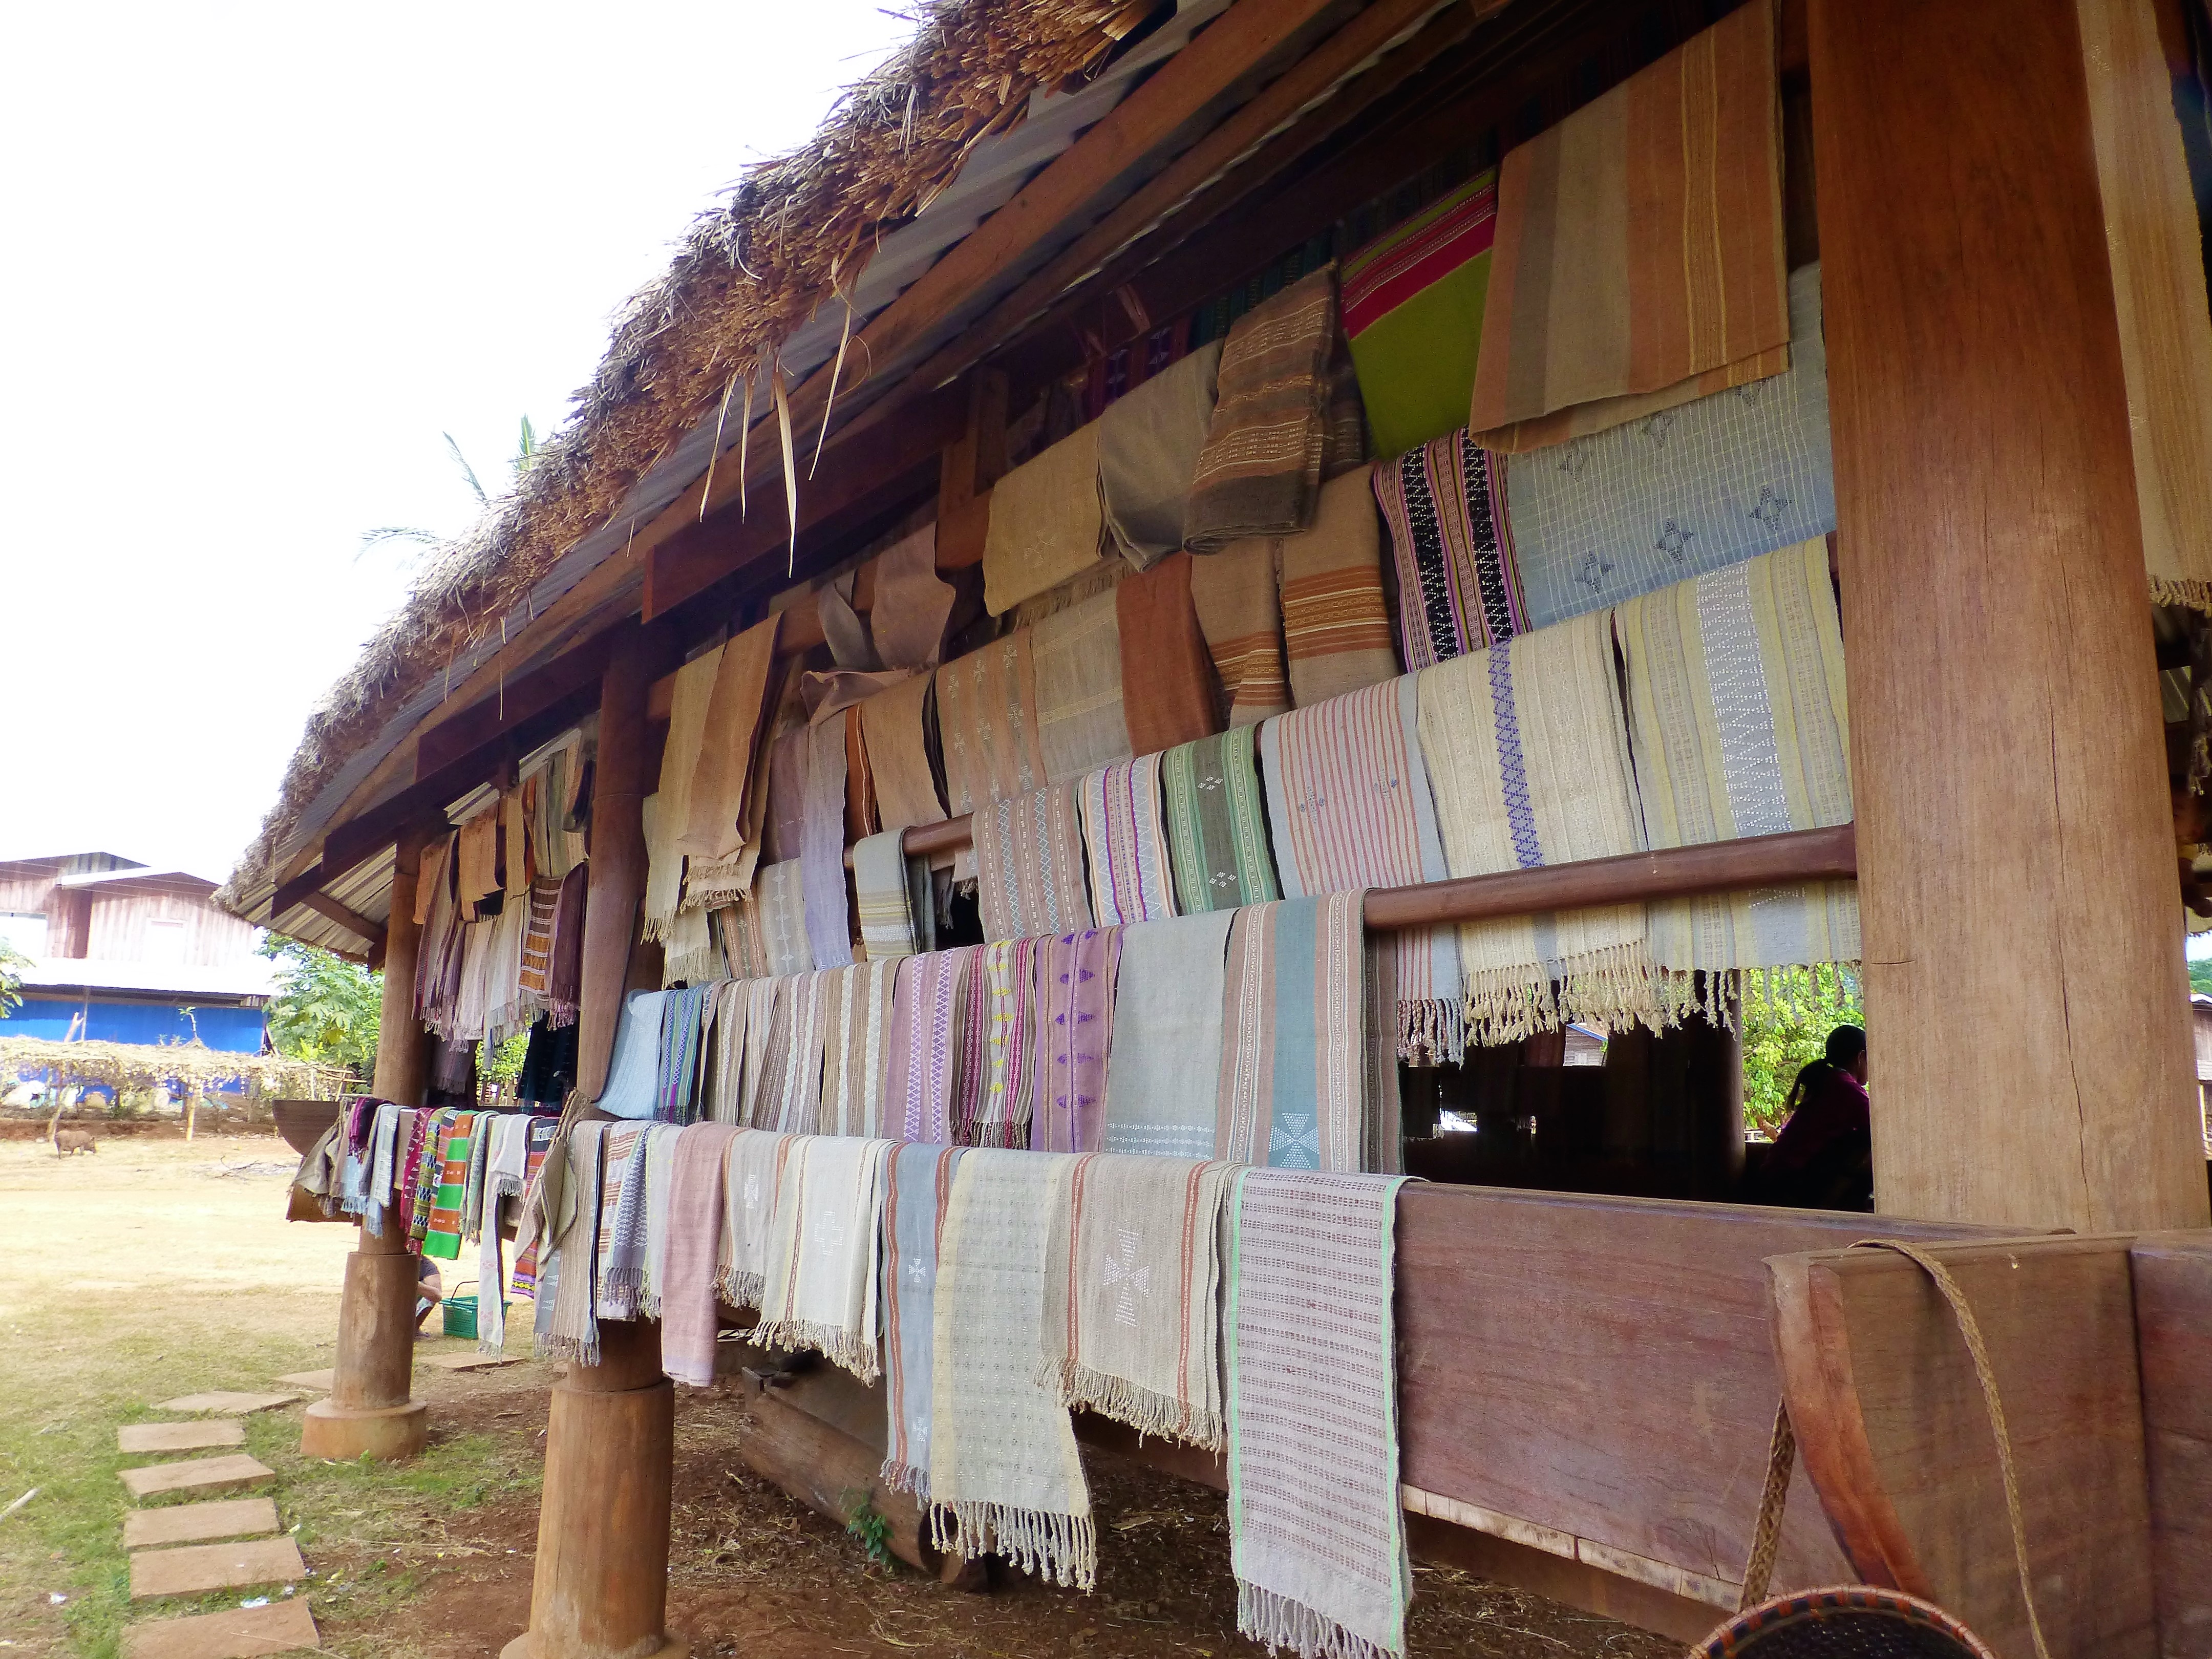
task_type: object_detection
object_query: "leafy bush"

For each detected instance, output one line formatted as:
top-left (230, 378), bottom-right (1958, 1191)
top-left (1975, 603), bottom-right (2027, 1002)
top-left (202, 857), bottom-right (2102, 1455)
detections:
top-left (259, 937), bottom-right (382, 1086)
top-left (1740, 966), bottom-right (1863, 1136)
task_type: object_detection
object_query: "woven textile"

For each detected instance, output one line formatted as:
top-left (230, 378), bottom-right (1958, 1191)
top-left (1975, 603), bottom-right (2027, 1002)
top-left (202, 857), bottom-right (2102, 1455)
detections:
top-left (1043, 1153), bottom-right (1235, 1450)
top-left (595, 1124), bottom-right (652, 1319)
top-left (1161, 727), bottom-right (1281, 912)
top-left (656, 983), bottom-right (714, 1124)
top-left (753, 860), bottom-right (815, 978)
top-left (641, 1123), bottom-right (683, 1317)
top-left (1099, 340), bottom-right (1224, 569)
top-left (860, 672), bottom-right (948, 831)
top-left (1116, 552), bottom-right (1222, 755)
top-left (645, 644), bottom-right (722, 938)
top-left (1343, 171), bottom-right (1499, 461)
top-left (517, 877), bottom-right (562, 1005)
top-left (985, 421), bottom-right (1109, 615)
top-left (475, 1115), bottom-right (530, 1354)
top-left (930, 1149), bottom-right (1096, 1589)
top-left (547, 864), bottom-right (586, 1026)
top-left (504, 788), bottom-right (530, 898)
top-left (822, 959), bottom-right (899, 1137)
top-left (887, 947), bottom-right (973, 1145)
top-left (661, 1121), bottom-right (743, 1387)
top-left (738, 977), bottom-right (782, 1127)
top-left (1280, 470), bottom-right (1401, 708)
top-left (938, 634), bottom-right (1047, 818)
top-left (1031, 927), bottom-right (1122, 1156)
top-left (975, 782), bottom-right (1093, 942)
top-left (598, 989), bottom-right (669, 1119)
top-left (955, 937), bottom-right (1040, 1150)
top-left (1375, 430), bottom-right (1527, 670)
top-left (1187, 268), bottom-right (1341, 552)
top-left (801, 715), bottom-right (856, 969)
top-left (1415, 610), bottom-right (1678, 1040)
top-left (420, 1112), bottom-right (478, 1261)
top-left (1469, 0), bottom-right (1788, 452)
top-left (509, 1117), bottom-right (558, 1295)
top-left (1190, 537), bottom-right (1289, 725)
top-left (1102, 911), bottom-right (1237, 1159)
top-left (881, 1143), bottom-right (966, 1496)
top-left (1217, 894), bottom-right (1370, 1172)
top-left (755, 1135), bottom-right (895, 1381)
top-left (662, 903), bottom-right (717, 989)
top-left (767, 970), bottom-right (831, 1135)
top-left (701, 979), bottom-right (750, 1124)
top-left (541, 1121), bottom-right (604, 1364)
top-left (802, 526), bottom-right (957, 721)
top-left (1615, 538), bottom-right (1858, 969)
top-left (852, 831), bottom-right (921, 960)
top-left (1032, 591), bottom-right (1133, 785)
top-left (1078, 757), bottom-right (1177, 926)
top-left (414, 831), bottom-right (452, 928)
top-left (718, 1129), bottom-right (795, 1310)
top-left (457, 811), bottom-right (499, 912)
top-left (1260, 675), bottom-right (1462, 1059)
top-left (764, 727), bottom-right (810, 867)
top-left (683, 616), bottom-right (782, 900)
top-left (1227, 1168), bottom-right (1413, 1659)
top-left (482, 899), bottom-right (533, 1044)
top-left (1506, 263), bottom-right (1836, 628)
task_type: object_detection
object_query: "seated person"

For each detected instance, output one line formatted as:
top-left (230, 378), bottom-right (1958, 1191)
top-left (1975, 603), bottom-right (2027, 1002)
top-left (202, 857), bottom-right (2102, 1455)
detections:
top-left (1757, 1024), bottom-right (1873, 1211)
top-left (415, 1253), bottom-right (443, 1336)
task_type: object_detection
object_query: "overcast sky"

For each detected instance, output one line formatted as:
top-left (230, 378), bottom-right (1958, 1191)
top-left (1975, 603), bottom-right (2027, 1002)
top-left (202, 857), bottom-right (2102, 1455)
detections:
top-left (0, 2), bottom-right (914, 884)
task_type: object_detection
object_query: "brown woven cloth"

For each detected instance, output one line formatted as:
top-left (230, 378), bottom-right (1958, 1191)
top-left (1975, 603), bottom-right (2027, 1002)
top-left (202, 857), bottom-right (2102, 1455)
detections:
top-left (1189, 538), bottom-right (1289, 727)
top-left (1116, 551), bottom-right (1221, 755)
top-left (683, 615), bottom-right (783, 860)
top-left (802, 526), bottom-right (956, 724)
top-left (860, 672), bottom-right (947, 833)
top-left (1280, 469), bottom-right (1400, 707)
top-left (938, 632), bottom-right (1048, 816)
top-left (1184, 268), bottom-right (1341, 554)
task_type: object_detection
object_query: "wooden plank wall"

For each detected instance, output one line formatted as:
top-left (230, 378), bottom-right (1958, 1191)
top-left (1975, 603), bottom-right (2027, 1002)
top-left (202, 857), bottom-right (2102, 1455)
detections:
top-left (2132, 1232), bottom-right (2212, 1659)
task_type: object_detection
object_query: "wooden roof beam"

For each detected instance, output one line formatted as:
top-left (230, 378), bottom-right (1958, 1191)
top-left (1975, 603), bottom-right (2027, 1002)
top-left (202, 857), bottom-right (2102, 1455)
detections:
top-left (296, 891), bottom-right (385, 954)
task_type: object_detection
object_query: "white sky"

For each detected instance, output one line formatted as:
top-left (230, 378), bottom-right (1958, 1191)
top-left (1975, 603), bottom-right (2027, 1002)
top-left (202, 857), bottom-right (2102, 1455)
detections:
top-left (0, 2), bottom-right (915, 884)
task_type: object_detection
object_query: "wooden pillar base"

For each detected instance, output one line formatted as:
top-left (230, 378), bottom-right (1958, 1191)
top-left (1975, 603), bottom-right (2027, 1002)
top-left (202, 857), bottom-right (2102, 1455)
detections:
top-left (506, 1322), bottom-right (680, 1659)
top-left (300, 1397), bottom-right (430, 1461)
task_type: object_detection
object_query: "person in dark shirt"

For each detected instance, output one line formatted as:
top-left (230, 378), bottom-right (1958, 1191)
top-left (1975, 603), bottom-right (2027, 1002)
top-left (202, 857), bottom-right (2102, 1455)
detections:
top-left (1758, 1024), bottom-right (1873, 1211)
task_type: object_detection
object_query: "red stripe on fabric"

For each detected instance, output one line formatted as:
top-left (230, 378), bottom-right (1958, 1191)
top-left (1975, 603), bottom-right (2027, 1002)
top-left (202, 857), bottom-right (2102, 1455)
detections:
top-left (1342, 187), bottom-right (1498, 335)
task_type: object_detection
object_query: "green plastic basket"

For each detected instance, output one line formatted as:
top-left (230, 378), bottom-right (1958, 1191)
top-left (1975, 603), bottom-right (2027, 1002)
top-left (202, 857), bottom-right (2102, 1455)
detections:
top-left (441, 1281), bottom-right (506, 1341)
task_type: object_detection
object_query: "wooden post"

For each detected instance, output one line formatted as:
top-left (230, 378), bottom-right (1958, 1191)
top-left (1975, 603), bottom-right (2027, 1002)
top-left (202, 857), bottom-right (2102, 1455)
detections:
top-left (503, 1321), bottom-right (682, 1659)
top-left (578, 626), bottom-right (654, 1101)
top-left (302, 826), bottom-right (432, 1461)
top-left (1810, 0), bottom-right (2211, 1231)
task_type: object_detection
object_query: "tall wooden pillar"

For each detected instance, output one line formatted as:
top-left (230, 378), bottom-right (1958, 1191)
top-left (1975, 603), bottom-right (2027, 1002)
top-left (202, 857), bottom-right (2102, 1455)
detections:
top-left (302, 827), bottom-right (432, 1461)
top-left (1810, 0), bottom-right (2210, 1230)
top-left (578, 625), bottom-right (654, 1100)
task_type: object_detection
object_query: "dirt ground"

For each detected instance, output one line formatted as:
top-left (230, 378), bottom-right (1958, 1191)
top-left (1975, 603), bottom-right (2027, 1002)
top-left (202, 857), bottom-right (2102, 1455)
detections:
top-left (0, 1135), bottom-right (1681, 1659)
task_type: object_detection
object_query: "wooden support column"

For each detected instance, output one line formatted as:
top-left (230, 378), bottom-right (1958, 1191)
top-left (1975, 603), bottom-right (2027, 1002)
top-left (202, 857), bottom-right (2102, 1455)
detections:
top-left (371, 827), bottom-right (431, 1107)
top-left (579, 625), bottom-right (655, 1101)
top-left (1810, 0), bottom-right (2210, 1231)
top-left (504, 1320), bottom-right (681, 1659)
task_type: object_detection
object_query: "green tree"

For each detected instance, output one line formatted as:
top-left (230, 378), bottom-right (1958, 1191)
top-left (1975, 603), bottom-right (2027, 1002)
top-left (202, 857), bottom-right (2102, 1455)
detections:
top-left (1740, 965), bottom-right (1864, 1136)
top-left (478, 1030), bottom-right (529, 1099)
top-left (2188, 956), bottom-right (2212, 997)
top-left (0, 939), bottom-right (24, 1016)
top-left (259, 937), bottom-right (383, 1086)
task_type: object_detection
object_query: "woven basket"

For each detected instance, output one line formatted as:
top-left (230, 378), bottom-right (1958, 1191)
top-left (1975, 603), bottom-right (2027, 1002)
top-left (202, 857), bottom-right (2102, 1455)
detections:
top-left (1695, 1587), bottom-right (1998, 1658)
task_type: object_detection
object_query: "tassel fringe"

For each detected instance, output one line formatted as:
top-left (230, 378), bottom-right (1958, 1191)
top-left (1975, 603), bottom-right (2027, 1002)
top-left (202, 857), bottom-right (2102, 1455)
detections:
top-left (1036, 1358), bottom-right (1223, 1454)
top-left (1395, 997), bottom-right (1464, 1065)
top-left (1460, 943), bottom-right (1698, 1047)
top-left (751, 1317), bottom-right (882, 1384)
top-left (929, 1499), bottom-right (1096, 1591)
top-left (715, 1266), bottom-right (766, 1311)
top-left (879, 1457), bottom-right (929, 1500)
top-left (1237, 1582), bottom-right (1395, 1659)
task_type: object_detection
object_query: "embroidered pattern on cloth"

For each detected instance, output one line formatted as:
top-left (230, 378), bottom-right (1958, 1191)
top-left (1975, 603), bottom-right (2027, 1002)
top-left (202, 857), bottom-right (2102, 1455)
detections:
top-left (887, 947), bottom-right (974, 1145)
top-left (595, 1124), bottom-right (652, 1320)
top-left (955, 937), bottom-right (1040, 1150)
top-left (1343, 170), bottom-right (1499, 461)
top-left (1031, 927), bottom-right (1123, 1156)
top-left (420, 1112), bottom-right (478, 1261)
top-left (1102, 911), bottom-right (1238, 1160)
top-left (645, 644), bottom-right (722, 938)
top-left (1186, 268), bottom-right (1343, 552)
top-left (754, 1135), bottom-right (895, 1381)
top-left (752, 860), bottom-right (816, 979)
top-left (1506, 263), bottom-right (1835, 628)
top-left (1031, 591), bottom-right (1134, 786)
top-left (821, 960), bottom-right (899, 1138)
top-left (655, 983), bottom-right (714, 1124)
top-left (1162, 727), bottom-right (1281, 913)
top-left (938, 635), bottom-right (1047, 819)
top-left (929, 1149), bottom-right (1096, 1589)
top-left (881, 1143), bottom-right (965, 1497)
top-left (1215, 894), bottom-right (1370, 1173)
top-left (975, 782), bottom-right (1093, 942)
top-left (717, 1129), bottom-right (795, 1310)
top-left (984, 421), bottom-right (1109, 616)
top-left (1374, 431), bottom-right (1527, 671)
top-left (1078, 756), bottom-right (1178, 926)
top-left (1415, 609), bottom-right (1685, 1040)
top-left (1259, 676), bottom-right (1463, 1060)
top-left (1280, 470), bottom-right (1401, 709)
top-left (661, 1121), bottom-right (742, 1386)
top-left (1614, 538), bottom-right (1858, 971)
top-left (853, 831), bottom-right (921, 960)
top-left (1227, 1167), bottom-right (1414, 1659)
top-left (1043, 1153), bottom-right (1235, 1450)
top-left (1189, 535), bottom-right (1290, 726)
top-left (1098, 341), bottom-right (1224, 569)
top-left (1468, 0), bottom-right (1788, 452)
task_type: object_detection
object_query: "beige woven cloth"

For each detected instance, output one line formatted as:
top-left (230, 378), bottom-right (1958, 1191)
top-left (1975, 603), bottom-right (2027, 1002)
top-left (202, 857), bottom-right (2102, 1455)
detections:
top-left (931, 1148), bottom-right (1095, 1589)
top-left (737, 977), bottom-right (782, 1128)
top-left (984, 422), bottom-right (1109, 616)
top-left (1190, 539), bottom-right (1289, 727)
top-left (754, 1135), bottom-right (895, 1382)
top-left (859, 672), bottom-right (947, 832)
top-left (684, 615), bottom-right (784, 907)
top-left (704, 978), bottom-right (751, 1123)
top-left (938, 633), bottom-right (1048, 816)
top-left (644, 645), bottom-right (723, 940)
top-left (1031, 590), bottom-right (1132, 785)
top-left (715, 1128), bottom-right (794, 1310)
top-left (804, 526), bottom-right (959, 720)
top-left (1099, 341), bottom-right (1224, 570)
top-left (822, 959), bottom-right (899, 1136)
top-left (1041, 1152), bottom-right (1235, 1451)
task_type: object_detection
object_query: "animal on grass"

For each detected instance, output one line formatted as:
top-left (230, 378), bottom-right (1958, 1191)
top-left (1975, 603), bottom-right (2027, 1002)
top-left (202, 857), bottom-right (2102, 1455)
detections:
top-left (52, 1126), bottom-right (97, 1156)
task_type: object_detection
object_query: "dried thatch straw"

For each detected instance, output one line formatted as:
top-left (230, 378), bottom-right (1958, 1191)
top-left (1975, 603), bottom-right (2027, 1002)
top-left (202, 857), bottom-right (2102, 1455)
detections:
top-left (0, 1036), bottom-right (347, 1099)
top-left (222, 0), bottom-right (1150, 916)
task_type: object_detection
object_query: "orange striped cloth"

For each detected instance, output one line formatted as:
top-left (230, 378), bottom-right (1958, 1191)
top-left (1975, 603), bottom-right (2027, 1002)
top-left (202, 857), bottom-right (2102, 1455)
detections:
top-left (1279, 471), bottom-right (1400, 709)
top-left (1189, 539), bottom-right (1289, 727)
top-left (1467, 0), bottom-right (1786, 452)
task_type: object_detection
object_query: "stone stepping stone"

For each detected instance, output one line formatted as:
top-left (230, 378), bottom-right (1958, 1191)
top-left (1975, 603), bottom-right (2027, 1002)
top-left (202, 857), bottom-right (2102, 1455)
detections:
top-left (120, 1456), bottom-right (274, 1500)
top-left (124, 1498), bottom-right (280, 1550)
top-left (130, 1536), bottom-right (305, 1600)
top-left (151, 1393), bottom-right (297, 1416)
top-left (422, 1351), bottom-right (520, 1372)
top-left (121, 1597), bottom-right (317, 1659)
top-left (119, 1422), bottom-right (245, 1455)
top-left (271, 1370), bottom-right (332, 1391)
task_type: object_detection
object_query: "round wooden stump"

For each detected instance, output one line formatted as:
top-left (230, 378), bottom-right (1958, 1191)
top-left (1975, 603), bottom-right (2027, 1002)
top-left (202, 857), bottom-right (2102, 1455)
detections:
top-left (302, 1224), bottom-right (427, 1461)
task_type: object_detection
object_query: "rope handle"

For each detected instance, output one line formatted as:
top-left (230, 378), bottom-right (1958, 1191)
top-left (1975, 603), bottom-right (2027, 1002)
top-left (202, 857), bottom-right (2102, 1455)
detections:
top-left (1731, 1240), bottom-right (2053, 1659)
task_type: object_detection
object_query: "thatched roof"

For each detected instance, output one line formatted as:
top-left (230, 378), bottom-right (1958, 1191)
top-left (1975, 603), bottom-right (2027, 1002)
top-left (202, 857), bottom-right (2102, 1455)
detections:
top-left (222, 0), bottom-right (1157, 914)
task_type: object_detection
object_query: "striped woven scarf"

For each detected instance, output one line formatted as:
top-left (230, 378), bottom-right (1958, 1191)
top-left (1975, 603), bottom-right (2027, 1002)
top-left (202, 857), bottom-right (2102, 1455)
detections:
top-left (881, 1142), bottom-right (965, 1497)
top-left (852, 831), bottom-right (920, 960)
top-left (975, 782), bottom-right (1092, 942)
top-left (1077, 757), bottom-right (1177, 926)
top-left (1032, 928), bottom-right (1122, 1155)
top-left (955, 937), bottom-right (1039, 1149)
top-left (887, 947), bottom-right (973, 1145)
top-left (508, 1116), bottom-right (558, 1297)
top-left (655, 983), bottom-right (715, 1124)
top-left (419, 1112), bottom-right (477, 1261)
top-left (822, 960), bottom-right (899, 1138)
top-left (1161, 727), bottom-right (1280, 913)
top-left (517, 877), bottom-right (562, 1003)
top-left (595, 1123), bottom-right (651, 1320)
top-left (1216, 894), bottom-right (1370, 1173)
top-left (1373, 430), bottom-right (1526, 672)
